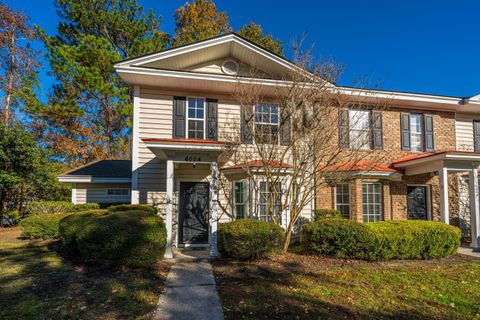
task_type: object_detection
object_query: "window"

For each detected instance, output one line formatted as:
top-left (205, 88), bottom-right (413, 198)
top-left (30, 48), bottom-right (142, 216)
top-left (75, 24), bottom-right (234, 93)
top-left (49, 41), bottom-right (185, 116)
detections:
top-left (362, 183), bottom-right (383, 222)
top-left (187, 97), bottom-right (205, 139)
top-left (234, 180), bottom-right (248, 219)
top-left (254, 103), bottom-right (279, 144)
top-left (473, 121), bottom-right (480, 152)
top-left (349, 110), bottom-right (371, 149)
top-left (335, 184), bottom-right (350, 218)
top-left (410, 114), bottom-right (423, 152)
top-left (258, 181), bottom-right (281, 222)
top-left (106, 188), bottom-right (130, 196)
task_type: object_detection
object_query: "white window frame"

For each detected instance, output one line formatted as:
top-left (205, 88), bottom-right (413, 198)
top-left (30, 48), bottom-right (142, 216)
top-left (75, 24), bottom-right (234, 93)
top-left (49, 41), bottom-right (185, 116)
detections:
top-left (106, 188), bottom-right (130, 197)
top-left (257, 180), bottom-right (281, 222)
top-left (409, 113), bottom-right (423, 152)
top-left (334, 183), bottom-right (351, 218)
top-left (348, 109), bottom-right (372, 150)
top-left (361, 182), bottom-right (383, 222)
top-left (253, 103), bottom-right (280, 145)
top-left (233, 180), bottom-right (249, 219)
top-left (186, 97), bottom-right (206, 140)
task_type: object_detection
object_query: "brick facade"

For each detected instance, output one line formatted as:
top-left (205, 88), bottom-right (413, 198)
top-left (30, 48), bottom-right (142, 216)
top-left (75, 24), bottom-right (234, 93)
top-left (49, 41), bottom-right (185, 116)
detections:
top-left (316, 105), bottom-right (461, 225)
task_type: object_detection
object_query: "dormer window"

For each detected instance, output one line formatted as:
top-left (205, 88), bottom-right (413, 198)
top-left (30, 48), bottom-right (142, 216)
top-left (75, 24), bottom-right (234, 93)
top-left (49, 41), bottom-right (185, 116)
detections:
top-left (187, 97), bottom-right (205, 139)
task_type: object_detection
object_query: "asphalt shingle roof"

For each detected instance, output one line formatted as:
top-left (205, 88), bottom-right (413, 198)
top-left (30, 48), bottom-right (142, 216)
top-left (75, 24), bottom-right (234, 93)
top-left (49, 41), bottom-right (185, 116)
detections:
top-left (64, 160), bottom-right (131, 178)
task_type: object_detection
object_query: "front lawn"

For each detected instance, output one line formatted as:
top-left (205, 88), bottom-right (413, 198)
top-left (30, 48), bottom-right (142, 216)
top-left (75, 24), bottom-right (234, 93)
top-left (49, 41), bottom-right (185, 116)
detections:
top-left (0, 227), bottom-right (171, 320)
top-left (213, 252), bottom-right (480, 319)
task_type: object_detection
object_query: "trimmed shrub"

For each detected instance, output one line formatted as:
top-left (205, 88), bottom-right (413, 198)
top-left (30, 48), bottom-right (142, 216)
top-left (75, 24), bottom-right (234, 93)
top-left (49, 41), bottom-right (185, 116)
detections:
top-left (73, 203), bottom-right (100, 212)
top-left (20, 213), bottom-right (72, 239)
top-left (301, 219), bottom-right (372, 258)
top-left (75, 210), bottom-right (166, 268)
top-left (218, 219), bottom-right (284, 260)
top-left (314, 209), bottom-right (342, 221)
top-left (301, 219), bottom-right (461, 261)
top-left (27, 201), bottom-right (74, 215)
top-left (364, 221), bottom-right (461, 260)
top-left (58, 210), bottom-right (108, 249)
top-left (107, 204), bottom-right (157, 214)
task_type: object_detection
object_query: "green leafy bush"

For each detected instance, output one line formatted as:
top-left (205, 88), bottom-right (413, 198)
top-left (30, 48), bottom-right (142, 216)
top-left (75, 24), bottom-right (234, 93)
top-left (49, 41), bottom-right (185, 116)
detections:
top-left (301, 218), bottom-right (371, 258)
top-left (218, 219), bottom-right (284, 260)
top-left (301, 219), bottom-right (461, 261)
top-left (27, 201), bottom-right (74, 215)
top-left (107, 204), bottom-right (157, 214)
top-left (61, 210), bottom-right (166, 268)
top-left (364, 221), bottom-right (461, 260)
top-left (20, 213), bottom-right (72, 239)
top-left (73, 203), bottom-right (100, 212)
top-left (313, 209), bottom-right (342, 221)
top-left (59, 210), bottom-right (108, 249)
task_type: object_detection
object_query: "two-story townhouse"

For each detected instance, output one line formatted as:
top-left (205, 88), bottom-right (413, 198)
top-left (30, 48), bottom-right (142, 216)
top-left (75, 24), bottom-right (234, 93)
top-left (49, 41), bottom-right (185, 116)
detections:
top-left (58, 33), bottom-right (480, 257)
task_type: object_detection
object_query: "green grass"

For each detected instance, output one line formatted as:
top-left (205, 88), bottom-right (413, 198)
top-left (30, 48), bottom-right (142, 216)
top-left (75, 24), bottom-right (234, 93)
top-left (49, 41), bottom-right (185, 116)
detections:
top-left (213, 253), bottom-right (480, 320)
top-left (0, 227), bottom-right (170, 320)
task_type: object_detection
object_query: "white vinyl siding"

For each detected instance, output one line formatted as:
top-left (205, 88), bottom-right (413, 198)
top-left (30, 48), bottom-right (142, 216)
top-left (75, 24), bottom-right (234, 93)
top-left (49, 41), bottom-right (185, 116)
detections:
top-left (75, 183), bottom-right (131, 204)
top-left (456, 113), bottom-right (477, 151)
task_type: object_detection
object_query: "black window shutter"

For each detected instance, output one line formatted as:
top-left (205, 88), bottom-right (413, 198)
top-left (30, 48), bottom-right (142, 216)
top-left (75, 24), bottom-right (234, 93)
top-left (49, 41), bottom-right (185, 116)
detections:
top-left (339, 109), bottom-right (349, 147)
top-left (400, 113), bottom-right (411, 150)
top-left (424, 114), bottom-right (434, 151)
top-left (206, 98), bottom-right (218, 140)
top-left (280, 107), bottom-right (291, 146)
top-left (173, 96), bottom-right (186, 138)
top-left (372, 111), bottom-right (383, 149)
top-left (241, 105), bottom-right (253, 144)
top-left (474, 121), bottom-right (480, 152)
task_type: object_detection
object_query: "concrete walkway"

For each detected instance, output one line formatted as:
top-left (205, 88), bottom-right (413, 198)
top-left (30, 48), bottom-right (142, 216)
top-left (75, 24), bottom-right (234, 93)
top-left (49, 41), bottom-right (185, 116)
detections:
top-left (458, 246), bottom-right (480, 259)
top-left (154, 249), bottom-right (224, 320)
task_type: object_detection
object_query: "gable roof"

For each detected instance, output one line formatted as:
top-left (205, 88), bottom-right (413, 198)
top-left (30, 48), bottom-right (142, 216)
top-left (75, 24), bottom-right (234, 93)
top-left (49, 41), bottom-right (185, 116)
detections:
top-left (57, 160), bottom-right (132, 183)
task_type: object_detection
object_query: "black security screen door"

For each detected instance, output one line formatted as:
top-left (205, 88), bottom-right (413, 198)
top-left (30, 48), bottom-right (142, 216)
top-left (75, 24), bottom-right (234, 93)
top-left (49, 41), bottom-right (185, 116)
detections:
top-left (179, 182), bottom-right (209, 244)
top-left (407, 186), bottom-right (428, 220)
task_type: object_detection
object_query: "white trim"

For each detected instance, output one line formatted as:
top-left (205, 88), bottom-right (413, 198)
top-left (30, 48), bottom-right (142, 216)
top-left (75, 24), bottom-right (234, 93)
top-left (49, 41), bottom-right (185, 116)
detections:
top-left (71, 183), bottom-right (77, 205)
top-left (143, 141), bottom-right (225, 151)
top-left (57, 176), bottom-right (132, 183)
top-left (394, 153), bottom-right (480, 169)
top-left (439, 167), bottom-right (449, 224)
top-left (333, 183), bottom-right (351, 219)
top-left (406, 184), bottom-right (432, 221)
top-left (468, 166), bottom-right (480, 249)
top-left (164, 160), bottom-right (174, 259)
top-left (185, 96), bottom-right (206, 140)
top-left (131, 85), bottom-right (140, 204)
top-left (221, 59), bottom-right (239, 75)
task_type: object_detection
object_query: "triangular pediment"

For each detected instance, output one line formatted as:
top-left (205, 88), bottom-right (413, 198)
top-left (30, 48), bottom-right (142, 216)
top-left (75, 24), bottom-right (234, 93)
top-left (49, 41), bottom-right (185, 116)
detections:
top-left (115, 33), bottom-right (296, 80)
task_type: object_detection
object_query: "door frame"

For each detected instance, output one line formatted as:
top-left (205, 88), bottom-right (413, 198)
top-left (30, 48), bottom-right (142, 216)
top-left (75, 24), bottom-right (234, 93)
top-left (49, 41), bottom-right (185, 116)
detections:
top-left (406, 184), bottom-right (432, 221)
top-left (176, 178), bottom-right (210, 248)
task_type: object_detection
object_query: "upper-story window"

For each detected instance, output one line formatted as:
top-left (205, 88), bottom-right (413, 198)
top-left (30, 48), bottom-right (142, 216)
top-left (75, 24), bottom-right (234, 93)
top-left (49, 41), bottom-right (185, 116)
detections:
top-left (254, 103), bottom-right (279, 144)
top-left (187, 97), bottom-right (205, 139)
top-left (401, 113), bottom-right (434, 152)
top-left (473, 121), bottom-right (480, 152)
top-left (339, 109), bottom-right (383, 150)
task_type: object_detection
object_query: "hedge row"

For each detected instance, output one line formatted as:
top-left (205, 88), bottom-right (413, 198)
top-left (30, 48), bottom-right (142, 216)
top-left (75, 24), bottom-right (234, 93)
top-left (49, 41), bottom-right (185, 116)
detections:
top-left (27, 201), bottom-right (100, 215)
top-left (301, 219), bottom-right (461, 261)
top-left (20, 213), bottom-right (73, 239)
top-left (59, 206), bottom-right (166, 268)
top-left (218, 219), bottom-right (284, 260)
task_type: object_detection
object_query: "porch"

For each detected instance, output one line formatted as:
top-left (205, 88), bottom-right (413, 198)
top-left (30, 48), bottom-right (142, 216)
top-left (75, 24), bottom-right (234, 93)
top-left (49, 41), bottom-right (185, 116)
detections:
top-left (392, 151), bottom-right (480, 249)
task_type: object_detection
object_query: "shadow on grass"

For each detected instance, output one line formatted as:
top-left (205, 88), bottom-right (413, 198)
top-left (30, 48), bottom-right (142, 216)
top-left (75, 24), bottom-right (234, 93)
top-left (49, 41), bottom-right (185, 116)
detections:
top-left (0, 231), bottom-right (168, 320)
top-left (212, 255), bottom-right (480, 320)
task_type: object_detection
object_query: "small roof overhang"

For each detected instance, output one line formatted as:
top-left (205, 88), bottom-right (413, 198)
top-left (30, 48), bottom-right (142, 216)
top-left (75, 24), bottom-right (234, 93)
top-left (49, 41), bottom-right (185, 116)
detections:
top-left (321, 160), bottom-right (403, 181)
top-left (57, 176), bottom-right (132, 183)
top-left (142, 138), bottom-right (226, 162)
top-left (221, 160), bottom-right (294, 175)
top-left (393, 151), bottom-right (480, 175)
top-left (57, 160), bottom-right (132, 183)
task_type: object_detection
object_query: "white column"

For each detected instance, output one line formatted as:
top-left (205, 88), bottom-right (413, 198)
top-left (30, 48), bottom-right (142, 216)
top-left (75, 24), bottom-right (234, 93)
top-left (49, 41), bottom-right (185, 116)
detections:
top-left (131, 85), bottom-right (140, 204)
top-left (209, 161), bottom-right (219, 257)
top-left (468, 166), bottom-right (480, 249)
top-left (439, 166), bottom-right (449, 224)
top-left (71, 183), bottom-right (77, 205)
top-left (164, 160), bottom-right (174, 259)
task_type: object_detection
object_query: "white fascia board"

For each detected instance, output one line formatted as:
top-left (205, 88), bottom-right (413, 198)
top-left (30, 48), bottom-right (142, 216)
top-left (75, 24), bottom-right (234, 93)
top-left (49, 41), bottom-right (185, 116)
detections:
top-left (57, 175), bottom-right (92, 183)
top-left (57, 176), bottom-right (131, 183)
top-left (445, 153), bottom-right (480, 161)
top-left (144, 141), bottom-right (225, 151)
top-left (395, 153), bottom-right (480, 169)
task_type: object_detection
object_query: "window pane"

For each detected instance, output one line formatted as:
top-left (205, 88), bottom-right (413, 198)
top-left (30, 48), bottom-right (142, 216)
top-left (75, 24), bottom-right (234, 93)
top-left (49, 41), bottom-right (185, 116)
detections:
top-left (335, 183), bottom-right (350, 218)
top-left (362, 183), bottom-right (382, 222)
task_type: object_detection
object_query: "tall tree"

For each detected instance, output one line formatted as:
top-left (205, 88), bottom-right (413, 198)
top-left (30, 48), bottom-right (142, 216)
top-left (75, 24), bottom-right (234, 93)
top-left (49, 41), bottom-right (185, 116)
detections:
top-left (32, 0), bottom-right (169, 165)
top-left (237, 22), bottom-right (284, 56)
top-left (0, 2), bottom-right (40, 126)
top-left (173, 0), bottom-right (230, 46)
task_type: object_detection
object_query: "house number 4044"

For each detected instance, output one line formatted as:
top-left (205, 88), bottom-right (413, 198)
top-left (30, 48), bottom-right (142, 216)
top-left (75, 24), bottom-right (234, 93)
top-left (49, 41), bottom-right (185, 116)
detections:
top-left (185, 156), bottom-right (201, 162)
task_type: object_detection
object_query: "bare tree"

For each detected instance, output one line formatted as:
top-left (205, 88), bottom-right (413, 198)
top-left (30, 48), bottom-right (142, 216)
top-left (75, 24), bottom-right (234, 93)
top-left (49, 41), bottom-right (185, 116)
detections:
top-left (220, 44), bottom-right (387, 252)
top-left (0, 2), bottom-right (40, 126)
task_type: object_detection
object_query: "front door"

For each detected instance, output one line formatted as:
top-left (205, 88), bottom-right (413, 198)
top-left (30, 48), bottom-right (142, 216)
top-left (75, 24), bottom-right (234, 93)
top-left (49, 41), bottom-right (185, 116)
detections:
top-left (407, 186), bottom-right (429, 220)
top-left (179, 182), bottom-right (209, 245)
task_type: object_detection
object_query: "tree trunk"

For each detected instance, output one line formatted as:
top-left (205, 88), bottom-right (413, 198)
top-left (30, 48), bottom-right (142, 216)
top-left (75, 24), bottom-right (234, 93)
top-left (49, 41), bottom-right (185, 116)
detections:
top-left (282, 226), bottom-right (293, 253)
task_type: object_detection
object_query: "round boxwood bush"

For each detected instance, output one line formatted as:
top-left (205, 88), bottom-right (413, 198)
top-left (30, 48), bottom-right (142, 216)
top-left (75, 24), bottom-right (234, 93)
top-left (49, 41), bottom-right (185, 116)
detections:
top-left (301, 218), bottom-right (372, 259)
top-left (364, 220), bottom-right (461, 260)
top-left (75, 210), bottom-right (166, 268)
top-left (20, 213), bottom-right (73, 239)
top-left (59, 210), bottom-right (108, 250)
top-left (218, 219), bottom-right (284, 260)
top-left (107, 204), bottom-right (157, 214)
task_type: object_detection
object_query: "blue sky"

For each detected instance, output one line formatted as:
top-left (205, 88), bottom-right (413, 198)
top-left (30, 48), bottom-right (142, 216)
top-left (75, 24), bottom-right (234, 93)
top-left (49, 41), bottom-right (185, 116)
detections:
top-left (6, 0), bottom-right (480, 99)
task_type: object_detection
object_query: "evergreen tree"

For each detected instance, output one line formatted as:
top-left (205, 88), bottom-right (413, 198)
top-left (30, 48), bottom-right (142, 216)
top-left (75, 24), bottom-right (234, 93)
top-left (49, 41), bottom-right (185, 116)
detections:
top-left (237, 22), bottom-right (284, 56)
